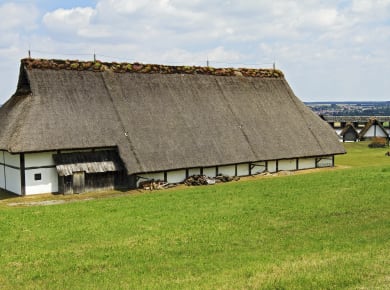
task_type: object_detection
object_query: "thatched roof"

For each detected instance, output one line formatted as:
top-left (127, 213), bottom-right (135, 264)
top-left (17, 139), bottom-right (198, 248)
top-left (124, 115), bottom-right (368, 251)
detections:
top-left (0, 58), bottom-right (345, 175)
top-left (340, 123), bottom-right (359, 137)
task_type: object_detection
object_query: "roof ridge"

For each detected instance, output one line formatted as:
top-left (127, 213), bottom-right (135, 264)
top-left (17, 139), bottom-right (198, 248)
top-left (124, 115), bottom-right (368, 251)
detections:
top-left (21, 58), bottom-right (284, 79)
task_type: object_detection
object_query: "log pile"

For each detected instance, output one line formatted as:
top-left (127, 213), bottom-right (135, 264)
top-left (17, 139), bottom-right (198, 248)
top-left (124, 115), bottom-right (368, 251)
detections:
top-left (22, 58), bottom-right (284, 79)
top-left (138, 179), bottom-right (169, 191)
top-left (184, 174), bottom-right (239, 186)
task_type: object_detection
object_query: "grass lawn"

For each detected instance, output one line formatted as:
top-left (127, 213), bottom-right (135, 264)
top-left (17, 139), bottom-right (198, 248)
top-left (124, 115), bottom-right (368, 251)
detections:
top-left (0, 142), bottom-right (389, 289)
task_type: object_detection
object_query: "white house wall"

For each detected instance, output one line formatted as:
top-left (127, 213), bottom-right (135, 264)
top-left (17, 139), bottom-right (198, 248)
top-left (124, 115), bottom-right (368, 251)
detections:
top-left (188, 168), bottom-right (201, 176)
top-left (298, 158), bottom-right (316, 170)
top-left (0, 164), bottom-right (4, 188)
top-left (0, 151), bottom-right (21, 195)
top-left (5, 167), bottom-right (21, 195)
top-left (278, 159), bottom-right (297, 171)
top-left (268, 161), bottom-right (277, 173)
top-left (167, 170), bottom-right (186, 184)
top-left (4, 151), bottom-right (20, 167)
top-left (25, 151), bottom-right (56, 167)
top-left (237, 164), bottom-right (249, 176)
top-left (24, 152), bottom-right (58, 194)
top-left (25, 167), bottom-right (58, 195)
top-left (0, 148), bottom-right (336, 194)
top-left (203, 167), bottom-right (217, 177)
top-left (218, 165), bottom-right (236, 177)
top-left (365, 125), bottom-right (387, 138)
top-left (251, 162), bottom-right (266, 175)
top-left (317, 156), bottom-right (333, 168)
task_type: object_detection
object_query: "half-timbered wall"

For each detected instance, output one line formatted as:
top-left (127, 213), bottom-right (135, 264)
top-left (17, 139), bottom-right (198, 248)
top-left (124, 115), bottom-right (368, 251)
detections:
top-left (0, 151), bottom-right (22, 195)
top-left (24, 152), bottom-right (58, 195)
top-left (363, 125), bottom-right (387, 138)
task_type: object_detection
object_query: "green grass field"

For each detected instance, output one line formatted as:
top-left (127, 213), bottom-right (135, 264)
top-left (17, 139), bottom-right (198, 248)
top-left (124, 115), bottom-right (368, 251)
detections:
top-left (0, 142), bottom-right (389, 289)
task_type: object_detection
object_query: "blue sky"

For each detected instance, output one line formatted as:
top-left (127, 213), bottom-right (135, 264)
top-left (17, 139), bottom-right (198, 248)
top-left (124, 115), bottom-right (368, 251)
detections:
top-left (1, 0), bottom-right (390, 104)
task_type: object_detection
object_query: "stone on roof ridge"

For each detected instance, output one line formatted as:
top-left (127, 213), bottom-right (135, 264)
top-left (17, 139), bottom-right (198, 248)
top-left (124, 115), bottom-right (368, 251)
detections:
top-left (21, 58), bottom-right (284, 78)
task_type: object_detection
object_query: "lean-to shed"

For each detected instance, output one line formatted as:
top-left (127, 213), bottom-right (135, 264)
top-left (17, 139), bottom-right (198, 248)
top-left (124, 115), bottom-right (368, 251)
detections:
top-left (0, 58), bottom-right (345, 195)
top-left (340, 123), bottom-right (359, 142)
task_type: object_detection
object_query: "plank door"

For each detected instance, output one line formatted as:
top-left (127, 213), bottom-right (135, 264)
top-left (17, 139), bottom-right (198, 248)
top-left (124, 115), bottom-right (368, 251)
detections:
top-left (72, 171), bottom-right (85, 194)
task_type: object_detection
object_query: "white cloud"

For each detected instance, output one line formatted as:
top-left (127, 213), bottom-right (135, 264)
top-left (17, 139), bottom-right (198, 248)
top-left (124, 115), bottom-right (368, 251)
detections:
top-left (43, 7), bottom-right (95, 36)
top-left (0, 2), bottom-right (38, 31)
top-left (2, 0), bottom-right (390, 103)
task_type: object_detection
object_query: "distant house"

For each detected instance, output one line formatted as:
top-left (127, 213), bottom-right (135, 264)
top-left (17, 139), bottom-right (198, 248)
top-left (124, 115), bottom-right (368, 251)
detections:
top-left (340, 123), bottom-right (359, 142)
top-left (359, 118), bottom-right (389, 141)
top-left (0, 58), bottom-right (345, 195)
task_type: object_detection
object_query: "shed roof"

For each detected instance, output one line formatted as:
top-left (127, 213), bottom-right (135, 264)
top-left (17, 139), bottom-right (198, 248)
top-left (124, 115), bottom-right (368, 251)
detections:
top-left (53, 150), bottom-right (124, 176)
top-left (0, 58), bottom-right (345, 175)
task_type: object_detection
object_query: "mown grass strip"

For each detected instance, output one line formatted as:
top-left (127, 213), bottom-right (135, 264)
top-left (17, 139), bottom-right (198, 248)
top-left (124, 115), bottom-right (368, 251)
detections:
top-left (0, 142), bottom-right (389, 289)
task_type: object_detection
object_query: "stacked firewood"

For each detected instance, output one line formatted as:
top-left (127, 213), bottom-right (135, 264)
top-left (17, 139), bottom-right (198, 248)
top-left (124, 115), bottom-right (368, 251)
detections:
top-left (184, 174), bottom-right (240, 186)
top-left (138, 179), bottom-right (169, 191)
top-left (184, 175), bottom-right (213, 186)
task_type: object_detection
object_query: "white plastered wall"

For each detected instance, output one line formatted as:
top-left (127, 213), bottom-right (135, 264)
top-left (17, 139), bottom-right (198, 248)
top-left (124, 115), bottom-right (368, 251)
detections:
top-left (24, 152), bottom-right (58, 195)
top-left (267, 160), bottom-right (277, 173)
top-left (278, 159), bottom-right (297, 171)
top-left (251, 162), bottom-right (266, 175)
top-left (0, 152), bottom-right (21, 195)
top-left (188, 168), bottom-right (201, 176)
top-left (317, 156), bottom-right (333, 168)
top-left (5, 167), bottom-right (21, 195)
top-left (167, 170), bottom-right (186, 183)
top-left (218, 165), bottom-right (235, 176)
top-left (237, 164), bottom-right (249, 176)
top-left (203, 167), bottom-right (216, 177)
top-left (298, 158), bottom-right (316, 170)
top-left (365, 125), bottom-right (387, 138)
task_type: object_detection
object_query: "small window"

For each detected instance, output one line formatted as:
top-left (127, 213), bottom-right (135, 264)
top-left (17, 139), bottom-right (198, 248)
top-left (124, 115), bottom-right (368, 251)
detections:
top-left (34, 173), bottom-right (42, 181)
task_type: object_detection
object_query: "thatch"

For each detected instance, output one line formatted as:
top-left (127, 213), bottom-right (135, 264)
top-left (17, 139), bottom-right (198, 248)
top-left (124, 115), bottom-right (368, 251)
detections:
top-left (340, 123), bottom-right (359, 142)
top-left (53, 150), bottom-right (124, 176)
top-left (0, 58), bottom-right (345, 175)
top-left (340, 123), bottom-right (358, 136)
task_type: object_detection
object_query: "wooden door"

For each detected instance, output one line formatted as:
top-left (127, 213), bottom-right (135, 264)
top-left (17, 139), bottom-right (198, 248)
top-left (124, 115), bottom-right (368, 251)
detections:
top-left (72, 171), bottom-right (85, 194)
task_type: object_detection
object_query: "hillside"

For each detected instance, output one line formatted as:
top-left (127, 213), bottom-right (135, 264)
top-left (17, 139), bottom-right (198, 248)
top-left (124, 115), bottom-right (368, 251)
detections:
top-left (0, 142), bottom-right (389, 289)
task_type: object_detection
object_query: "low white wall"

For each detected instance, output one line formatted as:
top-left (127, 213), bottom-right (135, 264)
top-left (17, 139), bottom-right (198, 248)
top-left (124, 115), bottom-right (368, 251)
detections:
top-left (268, 161), bottom-right (277, 173)
top-left (218, 165), bottom-right (235, 176)
top-left (237, 164), bottom-right (249, 176)
top-left (203, 167), bottom-right (216, 177)
top-left (251, 162), bottom-right (266, 174)
top-left (278, 159), bottom-right (297, 171)
top-left (298, 158), bottom-right (316, 170)
top-left (167, 170), bottom-right (186, 184)
top-left (188, 168), bottom-right (201, 176)
top-left (5, 167), bottom-right (21, 195)
top-left (24, 152), bottom-right (59, 195)
top-left (365, 125), bottom-right (387, 138)
top-left (25, 152), bottom-right (56, 167)
top-left (0, 164), bottom-right (5, 188)
top-left (317, 156), bottom-right (333, 168)
top-left (4, 151), bottom-right (20, 168)
top-left (25, 168), bottom-right (58, 195)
